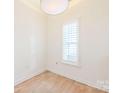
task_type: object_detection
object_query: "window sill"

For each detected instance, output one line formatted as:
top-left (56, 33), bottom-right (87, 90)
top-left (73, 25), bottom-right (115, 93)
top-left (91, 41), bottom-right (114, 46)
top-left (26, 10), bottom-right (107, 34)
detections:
top-left (61, 61), bottom-right (80, 67)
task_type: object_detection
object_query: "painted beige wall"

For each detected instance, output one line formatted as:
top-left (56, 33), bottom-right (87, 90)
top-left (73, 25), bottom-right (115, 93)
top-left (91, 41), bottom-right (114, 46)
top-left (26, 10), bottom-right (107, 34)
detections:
top-left (47, 0), bottom-right (109, 91)
top-left (14, 0), bottom-right (47, 85)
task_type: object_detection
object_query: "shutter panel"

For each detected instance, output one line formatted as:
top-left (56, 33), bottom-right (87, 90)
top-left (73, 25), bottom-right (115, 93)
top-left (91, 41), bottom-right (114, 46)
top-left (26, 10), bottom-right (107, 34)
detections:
top-left (63, 21), bottom-right (79, 63)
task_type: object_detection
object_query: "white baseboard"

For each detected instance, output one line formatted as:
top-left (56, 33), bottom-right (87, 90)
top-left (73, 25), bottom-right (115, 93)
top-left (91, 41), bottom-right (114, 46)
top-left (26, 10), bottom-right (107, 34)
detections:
top-left (14, 69), bottom-right (109, 92)
top-left (78, 79), bottom-right (109, 92)
top-left (14, 69), bottom-right (46, 86)
top-left (47, 69), bottom-right (109, 92)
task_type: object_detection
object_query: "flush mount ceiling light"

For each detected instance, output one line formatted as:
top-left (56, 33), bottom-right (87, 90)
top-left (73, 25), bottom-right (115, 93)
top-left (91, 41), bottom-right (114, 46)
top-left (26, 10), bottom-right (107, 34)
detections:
top-left (41, 0), bottom-right (69, 15)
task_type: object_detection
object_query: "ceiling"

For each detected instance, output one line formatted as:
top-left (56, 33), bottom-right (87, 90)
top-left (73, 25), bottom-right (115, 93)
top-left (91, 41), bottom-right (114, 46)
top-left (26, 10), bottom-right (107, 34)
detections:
top-left (20, 0), bottom-right (82, 13)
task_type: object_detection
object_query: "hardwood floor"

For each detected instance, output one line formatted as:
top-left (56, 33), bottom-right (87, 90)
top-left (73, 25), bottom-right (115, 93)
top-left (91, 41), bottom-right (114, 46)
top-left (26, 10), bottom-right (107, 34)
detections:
top-left (15, 71), bottom-right (107, 93)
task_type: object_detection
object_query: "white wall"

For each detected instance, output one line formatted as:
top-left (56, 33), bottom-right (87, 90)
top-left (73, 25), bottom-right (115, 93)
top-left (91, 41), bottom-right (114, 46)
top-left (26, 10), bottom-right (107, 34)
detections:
top-left (14, 0), bottom-right (109, 91)
top-left (47, 0), bottom-right (109, 91)
top-left (14, 0), bottom-right (47, 85)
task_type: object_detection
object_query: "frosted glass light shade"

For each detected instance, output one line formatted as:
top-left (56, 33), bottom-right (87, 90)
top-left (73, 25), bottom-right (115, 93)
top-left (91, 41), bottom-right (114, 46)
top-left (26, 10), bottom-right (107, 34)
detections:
top-left (41, 0), bottom-right (69, 15)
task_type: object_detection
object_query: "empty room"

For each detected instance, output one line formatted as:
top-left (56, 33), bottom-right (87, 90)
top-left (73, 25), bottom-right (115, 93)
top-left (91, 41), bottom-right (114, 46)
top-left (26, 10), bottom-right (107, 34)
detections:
top-left (14, 0), bottom-right (109, 93)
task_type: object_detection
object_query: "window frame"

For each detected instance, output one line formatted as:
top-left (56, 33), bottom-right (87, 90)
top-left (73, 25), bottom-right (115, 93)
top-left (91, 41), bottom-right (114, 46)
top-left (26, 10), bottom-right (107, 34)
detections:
top-left (62, 19), bottom-right (80, 66)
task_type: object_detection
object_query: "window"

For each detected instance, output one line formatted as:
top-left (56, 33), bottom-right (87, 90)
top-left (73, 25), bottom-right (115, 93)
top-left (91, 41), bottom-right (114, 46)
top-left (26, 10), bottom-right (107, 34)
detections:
top-left (62, 20), bottom-right (79, 65)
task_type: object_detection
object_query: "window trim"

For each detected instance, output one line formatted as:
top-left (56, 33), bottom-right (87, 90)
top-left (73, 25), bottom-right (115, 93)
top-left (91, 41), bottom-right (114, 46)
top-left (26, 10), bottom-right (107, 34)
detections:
top-left (61, 19), bottom-right (80, 66)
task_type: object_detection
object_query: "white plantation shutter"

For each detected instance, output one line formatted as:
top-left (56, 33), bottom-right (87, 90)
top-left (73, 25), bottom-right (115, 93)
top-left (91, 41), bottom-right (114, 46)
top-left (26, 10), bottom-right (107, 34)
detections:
top-left (63, 20), bottom-right (79, 63)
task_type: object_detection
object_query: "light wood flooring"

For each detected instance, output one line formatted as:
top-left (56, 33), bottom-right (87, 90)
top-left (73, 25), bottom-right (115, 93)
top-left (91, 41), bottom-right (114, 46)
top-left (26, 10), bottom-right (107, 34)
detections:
top-left (15, 71), bottom-right (107, 93)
